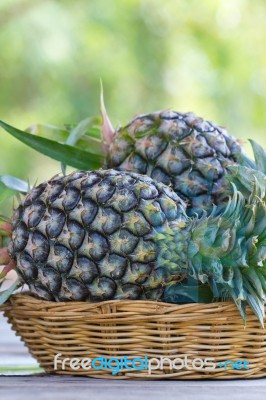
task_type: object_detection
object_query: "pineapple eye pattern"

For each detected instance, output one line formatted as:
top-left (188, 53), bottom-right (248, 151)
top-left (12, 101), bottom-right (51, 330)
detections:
top-left (106, 111), bottom-right (243, 216)
top-left (11, 170), bottom-right (187, 302)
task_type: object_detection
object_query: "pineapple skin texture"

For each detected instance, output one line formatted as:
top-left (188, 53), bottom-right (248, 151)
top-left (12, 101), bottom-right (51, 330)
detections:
top-left (9, 170), bottom-right (188, 302)
top-left (105, 111), bottom-right (243, 215)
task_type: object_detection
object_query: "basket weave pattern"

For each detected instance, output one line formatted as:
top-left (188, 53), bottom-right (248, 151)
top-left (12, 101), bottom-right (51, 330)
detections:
top-left (2, 294), bottom-right (266, 379)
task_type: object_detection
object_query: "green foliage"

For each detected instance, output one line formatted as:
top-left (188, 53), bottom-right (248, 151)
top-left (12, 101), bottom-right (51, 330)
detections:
top-left (250, 140), bottom-right (266, 174)
top-left (0, 120), bottom-right (103, 171)
top-left (0, 175), bottom-right (28, 204)
top-left (188, 184), bottom-right (266, 326)
top-left (0, 280), bottom-right (20, 305)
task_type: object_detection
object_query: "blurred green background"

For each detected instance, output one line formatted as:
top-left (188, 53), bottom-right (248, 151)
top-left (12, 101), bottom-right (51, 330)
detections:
top-left (0, 0), bottom-right (266, 189)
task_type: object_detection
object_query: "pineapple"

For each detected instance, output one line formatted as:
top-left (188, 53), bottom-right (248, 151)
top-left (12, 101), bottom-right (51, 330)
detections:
top-left (101, 109), bottom-right (244, 215)
top-left (8, 170), bottom-right (189, 302)
top-left (1, 168), bottom-right (266, 324)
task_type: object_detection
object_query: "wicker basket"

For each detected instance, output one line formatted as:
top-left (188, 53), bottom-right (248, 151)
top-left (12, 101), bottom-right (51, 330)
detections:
top-left (2, 293), bottom-right (266, 379)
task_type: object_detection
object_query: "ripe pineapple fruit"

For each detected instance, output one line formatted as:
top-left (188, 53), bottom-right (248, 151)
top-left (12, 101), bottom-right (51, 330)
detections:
top-left (1, 168), bottom-right (266, 324)
top-left (8, 170), bottom-right (189, 302)
top-left (101, 109), bottom-right (244, 215)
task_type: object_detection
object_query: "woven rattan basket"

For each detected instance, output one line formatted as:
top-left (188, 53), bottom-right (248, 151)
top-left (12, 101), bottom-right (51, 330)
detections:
top-left (2, 293), bottom-right (266, 379)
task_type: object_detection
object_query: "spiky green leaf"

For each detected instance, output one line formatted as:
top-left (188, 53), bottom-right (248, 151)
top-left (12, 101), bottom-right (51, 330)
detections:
top-left (235, 152), bottom-right (257, 169)
top-left (250, 139), bottom-right (266, 174)
top-left (246, 294), bottom-right (265, 328)
top-left (228, 287), bottom-right (247, 323)
top-left (0, 175), bottom-right (29, 193)
top-left (66, 117), bottom-right (100, 146)
top-left (62, 117), bottom-right (102, 174)
top-left (28, 123), bottom-right (103, 158)
top-left (228, 165), bottom-right (266, 195)
top-left (0, 279), bottom-right (21, 305)
top-left (0, 176), bottom-right (29, 204)
top-left (0, 120), bottom-right (103, 170)
top-left (26, 123), bottom-right (69, 142)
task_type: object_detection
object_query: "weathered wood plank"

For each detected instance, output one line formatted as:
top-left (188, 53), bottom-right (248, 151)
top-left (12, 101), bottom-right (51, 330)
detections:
top-left (0, 376), bottom-right (266, 400)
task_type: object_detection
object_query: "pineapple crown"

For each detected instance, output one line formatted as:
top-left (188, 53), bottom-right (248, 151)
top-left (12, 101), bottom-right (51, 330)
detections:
top-left (191, 182), bottom-right (266, 324)
top-left (155, 179), bottom-right (266, 326)
top-left (179, 140), bottom-right (266, 325)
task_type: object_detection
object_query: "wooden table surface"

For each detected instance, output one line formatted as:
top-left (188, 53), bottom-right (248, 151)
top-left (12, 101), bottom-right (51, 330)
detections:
top-left (1, 312), bottom-right (266, 400)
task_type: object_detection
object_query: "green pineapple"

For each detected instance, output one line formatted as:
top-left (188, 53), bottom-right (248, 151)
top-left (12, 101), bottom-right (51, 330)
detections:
top-left (102, 109), bottom-right (244, 215)
top-left (0, 168), bottom-right (266, 325)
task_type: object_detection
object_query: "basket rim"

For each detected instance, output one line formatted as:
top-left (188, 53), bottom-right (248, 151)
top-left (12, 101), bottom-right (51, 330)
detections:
top-left (2, 293), bottom-right (263, 324)
top-left (0, 291), bottom-right (238, 312)
top-left (3, 293), bottom-right (253, 325)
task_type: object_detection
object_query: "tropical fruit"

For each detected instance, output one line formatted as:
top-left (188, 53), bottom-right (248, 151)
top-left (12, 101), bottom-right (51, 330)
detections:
top-left (100, 106), bottom-right (245, 215)
top-left (8, 170), bottom-right (188, 302)
top-left (1, 168), bottom-right (266, 324)
top-left (103, 111), bottom-right (245, 215)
